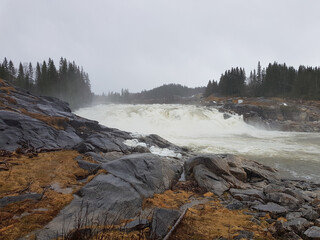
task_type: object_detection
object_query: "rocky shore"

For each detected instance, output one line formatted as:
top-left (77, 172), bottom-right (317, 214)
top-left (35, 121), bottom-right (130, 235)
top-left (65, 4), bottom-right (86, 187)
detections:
top-left (205, 96), bottom-right (320, 132)
top-left (1, 79), bottom-right (320, 240)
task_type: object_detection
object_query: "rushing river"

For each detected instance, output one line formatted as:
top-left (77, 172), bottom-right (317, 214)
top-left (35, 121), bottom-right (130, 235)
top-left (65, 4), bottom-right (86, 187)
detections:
top-left (75, 104), bottom-right (320, 183)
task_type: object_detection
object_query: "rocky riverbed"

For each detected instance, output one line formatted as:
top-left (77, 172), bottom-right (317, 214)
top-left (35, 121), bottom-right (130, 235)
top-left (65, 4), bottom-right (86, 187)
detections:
top-left (1, 79), bottom-right (320, 239)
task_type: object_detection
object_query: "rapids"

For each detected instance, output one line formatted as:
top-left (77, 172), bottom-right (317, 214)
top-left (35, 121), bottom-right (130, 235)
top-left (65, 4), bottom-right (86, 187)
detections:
top-left (75, 104), bottom-right (320, 183)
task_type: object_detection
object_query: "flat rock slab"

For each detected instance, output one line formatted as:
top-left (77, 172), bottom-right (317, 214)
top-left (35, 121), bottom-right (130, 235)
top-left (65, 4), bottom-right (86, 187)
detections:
top-left (304, 226), bottom-right (320, 239)
top-left (35, 153), bottom-right (181, 239)
top-left (150, 208), bottom-right (180, 239)
top-left (0, 193), bottom-right (42, 208)
top-left (252, 202), bottom-right (287, 218)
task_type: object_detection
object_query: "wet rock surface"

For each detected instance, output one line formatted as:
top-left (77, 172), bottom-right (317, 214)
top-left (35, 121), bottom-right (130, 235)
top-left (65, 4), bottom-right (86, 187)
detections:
top-left (185, 154), bottom-right (320, 239)
top-left (2, 80), bottom-right (320, 239)
top-left (216, 100), bottom-right (320, 132)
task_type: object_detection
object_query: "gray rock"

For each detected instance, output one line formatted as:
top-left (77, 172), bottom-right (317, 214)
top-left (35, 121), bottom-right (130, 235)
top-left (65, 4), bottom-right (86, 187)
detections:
top-left (102, 153), bottom-right (180, 197)
top-left (0, 193), bottom-right (42, 208)
top-left (302, 208), bottom-right (320, 221)
top-left (84, 152), bottom-right (108, 163)
top-left (193, 164), bottom-right (230, 196)
top-left (285, 217), bottom-right (312, 234)
top-left (85, 133), bottom-right (121, 152)
top-left (122, 219), bottom-right (149, 232)
top-left (304, 226), bottom-right (320, 239)
top-left (226, 201), bottom-right (245, 210)
top-left (281, 232), bottom-right (302, 240)
top-left (265, 192), bottom-right (300, 208)
top-left (185, 154), bottom-right (278, 196)
top-left (252, 202), bottom-right (287, 218)
top-left (77, 160), bottom-right (101, 173)
top-left (150, 208), bottom-right (180, 239)
top-left (229, 188), bottom-right (265, 200)
top-left (263, 183), bottom-right (285, 194)
top-left (315, 219), bottom-right (320, 227)
top-left (234, 230), bottom-right (254, 240)
top-left (36, 153), bottom-right (180, 239)
top-left (102, 151), bottom-right (124, 161)
top-left (286, 212), bottom-right (303, 220)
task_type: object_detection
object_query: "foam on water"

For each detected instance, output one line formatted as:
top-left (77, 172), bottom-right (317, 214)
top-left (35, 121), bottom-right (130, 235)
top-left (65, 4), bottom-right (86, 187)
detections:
top-left (75, 104), bottom-right (320, 182)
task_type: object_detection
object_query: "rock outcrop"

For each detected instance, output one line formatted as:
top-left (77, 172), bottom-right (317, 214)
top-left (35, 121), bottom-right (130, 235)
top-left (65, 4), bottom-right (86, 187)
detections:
top-left (2, 79), bottom-right (320, 240)
top-left (217, 99), bottom-right (320, 132)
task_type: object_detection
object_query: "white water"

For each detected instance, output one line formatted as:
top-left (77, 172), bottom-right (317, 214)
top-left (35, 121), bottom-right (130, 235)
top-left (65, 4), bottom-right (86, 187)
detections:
top-left (75, 104), bottom-right (320, 182)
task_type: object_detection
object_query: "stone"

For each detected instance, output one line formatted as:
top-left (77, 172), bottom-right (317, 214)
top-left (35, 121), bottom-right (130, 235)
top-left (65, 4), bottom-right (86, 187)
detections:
top-left (85, 133), bottom-right (121, 152)
top-left (315, 219), bottom-right (320, 227)
top-left (36, 153), bottom-right (180, 239)
top-left (122, 219), bottom-right (149, 232)
top-left (0, 193), bottom-right (42, 208)
top-left (77, 160), bottom-right (101, 173)
top-left (265, 192), bottom-right (300, 208)
top-left (284, 218), bottom-right (312, 234)
top-left (302, 208), bottom-right (320, 221)
top-left (193, 164), bottom-right (230, 196)
top-left (185, 154), bottom-right (278, 196)
top-left (229, 188), bottom-right (265, 200)
top-left (252, 202), bottom-right (287, 218)
top-left (84, 152), bottom-right (108, 163)
top-left (226, 201), bottom-right (245, 210)
top-left (304, 226), bottom-right (320, 239)
top-left (233, 230), bottom-right (254, 240)
top-left (150, 208), bottom-right (180, 239)
top-left (286, 212), bottom-right (303, 221)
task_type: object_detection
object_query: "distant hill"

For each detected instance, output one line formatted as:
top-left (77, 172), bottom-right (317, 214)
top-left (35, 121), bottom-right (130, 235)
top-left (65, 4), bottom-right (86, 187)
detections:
top-left (137, 83), bottom-right (205, 100)
top-left (97, 83), bottom-right (205, 104)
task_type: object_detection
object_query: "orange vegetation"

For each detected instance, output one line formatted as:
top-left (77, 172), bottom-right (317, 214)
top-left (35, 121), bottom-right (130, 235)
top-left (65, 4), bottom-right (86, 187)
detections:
top-left (0, 94), bottom-right (17, 105)
top-left (19, 108), bottom-right (69, 130)
top-left (0, 86), bottom-right (16, 95)
top-left (0, 150), bottom-right (95, 240)
top-left (143, 190), bottom-right (194, 209)
top-left (143, 189), bottom-right (274, 240)
top-left (170, 200), bottom-right (274, 240)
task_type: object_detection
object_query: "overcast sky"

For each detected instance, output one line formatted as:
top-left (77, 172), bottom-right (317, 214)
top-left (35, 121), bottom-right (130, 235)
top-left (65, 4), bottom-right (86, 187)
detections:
top-left (1, 1), bottom-right (320, 94)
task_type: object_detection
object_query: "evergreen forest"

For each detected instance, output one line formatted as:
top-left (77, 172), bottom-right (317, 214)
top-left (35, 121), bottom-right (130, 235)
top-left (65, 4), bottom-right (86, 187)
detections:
top-left (0, 57), bottom-right (92, 109)
top-left (204, 62), bottom-right (320, 100)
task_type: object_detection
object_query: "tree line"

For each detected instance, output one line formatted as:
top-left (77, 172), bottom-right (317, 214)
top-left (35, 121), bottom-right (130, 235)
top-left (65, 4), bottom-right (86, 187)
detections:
top-left (204, 62), bottom-right (320, 99)
top-left (0, 57), bottom-right (92, 109)
top-left (96, 84), bottom-right (205, 104)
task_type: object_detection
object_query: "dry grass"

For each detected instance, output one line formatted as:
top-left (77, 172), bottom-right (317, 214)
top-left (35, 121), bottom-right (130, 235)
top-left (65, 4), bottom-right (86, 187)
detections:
top-left (143, 190), bottom-right (194, 210)
top-left (0, 150), bottom-right (93, 240)
top-left (0, 94), bottom-right (17, 104)
top-left (19, 108), bottom-right (69, 130)
top-left (0, 86), bottom-right (16, 95)
top-left (142, 189), bottom-right (273, 240)
top-left (170, 200), bottom-right (274, 240)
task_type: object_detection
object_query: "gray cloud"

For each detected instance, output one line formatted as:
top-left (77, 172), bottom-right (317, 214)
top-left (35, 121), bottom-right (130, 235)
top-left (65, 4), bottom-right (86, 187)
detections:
top-left (1, 0), bottom-right (320, 94)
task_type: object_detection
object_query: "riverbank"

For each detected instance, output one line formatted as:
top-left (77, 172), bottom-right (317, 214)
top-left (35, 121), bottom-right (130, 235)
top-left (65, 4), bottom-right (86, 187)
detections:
top-left (1, 79), bottom-right (320, 239)
top-left (204, 96), bottom-right (320, 132)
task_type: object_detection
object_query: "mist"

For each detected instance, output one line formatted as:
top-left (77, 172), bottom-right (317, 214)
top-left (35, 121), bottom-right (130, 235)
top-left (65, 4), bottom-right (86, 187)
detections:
top-left (1, 0), bottom-right (320, 94)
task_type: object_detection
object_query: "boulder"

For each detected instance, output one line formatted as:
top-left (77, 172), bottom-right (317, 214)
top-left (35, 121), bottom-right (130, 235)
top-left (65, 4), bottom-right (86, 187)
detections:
top-left (122, 219), bottom-right (149, 232)
top-left (252, 202), bottom-right (287, 218)
top-left (77, 160), bottom-right (101, 173)
top-left (185, 154), bottom-right (278, 196)
top-left (284, 218), bottom-right (312, 234)
top-left (150, 208), bottom-right (180, 239)
top-left (36, 153), bottom-right (181, 239)
top-left (0, 193), bottom-right (42, 208)
top-left (265, 192), bottom-right (300, 209)
top-left (304, 226), bottom-right (320, 239)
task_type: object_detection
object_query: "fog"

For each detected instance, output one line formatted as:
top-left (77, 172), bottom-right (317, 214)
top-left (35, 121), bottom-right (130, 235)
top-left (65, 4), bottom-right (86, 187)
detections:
top-left (1, 0), bottom-right (320, 93)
